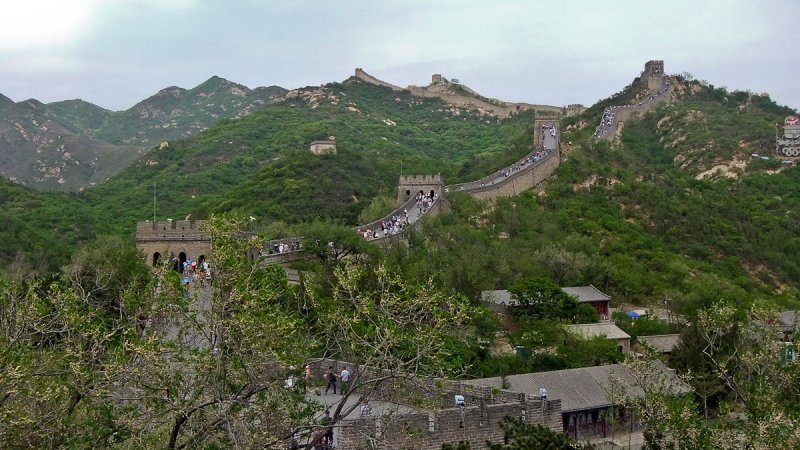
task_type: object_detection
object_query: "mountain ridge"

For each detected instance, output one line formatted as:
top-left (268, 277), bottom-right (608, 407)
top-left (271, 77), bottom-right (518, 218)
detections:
top-left (0, 76), bottom-right (288, 191)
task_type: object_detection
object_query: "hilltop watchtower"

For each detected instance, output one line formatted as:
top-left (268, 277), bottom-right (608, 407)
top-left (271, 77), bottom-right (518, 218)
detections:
top-left (310, 137), bottom-right (337, 155)
top-left (398, 174), bottom-right (443, 202)
top-left (643, 60), bottom-right (665, 90)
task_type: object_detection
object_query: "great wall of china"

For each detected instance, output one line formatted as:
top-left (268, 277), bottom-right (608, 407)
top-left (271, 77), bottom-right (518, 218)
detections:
top-left (594, 60), bottom-right (672, 141)
top-left (137, 61), bottom-right (670, 270)
top-left (133, 61), bottom-right (676, 447)
top-left (353, 68), bottom-right (580, 119)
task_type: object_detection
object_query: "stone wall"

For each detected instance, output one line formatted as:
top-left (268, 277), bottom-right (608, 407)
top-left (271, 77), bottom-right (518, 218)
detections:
top-left (609, 91), bottom-right (672, 139)
top-left (354, 68), bottom-right (565, 119)
top-left (310, 140), bottom-right (337, 155)
top-left (565, 104), bottom-right (587, 116)
top-left (307, 358), bottom-right (563, 450)
top-left (354, 68), bottom-right (404, 91)
top-left (464, 149), bottom-right (560, 202)
top-left (337, 399), bottom-right (563, 450)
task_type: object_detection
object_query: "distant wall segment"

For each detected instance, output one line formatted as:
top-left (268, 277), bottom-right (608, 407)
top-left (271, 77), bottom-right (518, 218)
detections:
top-left (353, 68), bottom-right (404, 91)
top-left (136, 99), bottom-right (562, 265)
top-left (353, 68), bottom-right (580, 119)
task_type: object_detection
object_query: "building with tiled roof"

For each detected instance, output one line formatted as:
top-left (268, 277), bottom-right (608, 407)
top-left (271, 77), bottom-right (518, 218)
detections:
top-left (561, 285), bottom-right (611, 320)
top-left (634, 334), bottom-right (681, 354)
top-left (481, 285), bottom-right (612, 321)
top-left (565, 322), bottom-right (631, 353)
top-left (462, 361), bottom-right (690, 441)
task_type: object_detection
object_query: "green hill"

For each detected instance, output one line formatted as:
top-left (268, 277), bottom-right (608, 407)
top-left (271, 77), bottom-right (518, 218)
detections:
top-left (85, 78), bottom-right (535, 236)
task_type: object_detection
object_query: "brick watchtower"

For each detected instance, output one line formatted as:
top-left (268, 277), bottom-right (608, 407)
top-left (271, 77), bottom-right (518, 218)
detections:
top-left (136, 220), bottom-right (211, 269)
top-left (397, 174), bottom-right (443, 202)
top-left (643, 60), bottom-right (665, 90)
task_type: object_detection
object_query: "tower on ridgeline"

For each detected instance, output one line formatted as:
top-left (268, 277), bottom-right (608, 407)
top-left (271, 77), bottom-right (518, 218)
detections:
top-left (643, 60), bottom-right (665, 90)
top-left (310, 136), bottom-right (337, 155)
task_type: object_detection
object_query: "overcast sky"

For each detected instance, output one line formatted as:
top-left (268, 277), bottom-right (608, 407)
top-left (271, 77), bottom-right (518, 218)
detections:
top-left (1, 0), bottom-right (797, 111)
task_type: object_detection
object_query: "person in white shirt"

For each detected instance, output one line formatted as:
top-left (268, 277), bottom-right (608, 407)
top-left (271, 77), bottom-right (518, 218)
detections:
top-left (340, 367), bottom-right (351, 394)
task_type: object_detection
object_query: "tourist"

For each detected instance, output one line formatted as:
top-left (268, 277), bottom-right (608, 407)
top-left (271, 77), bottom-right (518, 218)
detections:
top-left (340, 366), bottom-right (350, 394)
top-left (324, 366), bottom-right (338, 395)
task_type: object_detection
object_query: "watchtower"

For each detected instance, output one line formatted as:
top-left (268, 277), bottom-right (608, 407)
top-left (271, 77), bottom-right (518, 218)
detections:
top-left (397, 174), bottom-right (443, 202)
top-left (643, 60), bottom-right (665, 90)
top-left (136, 220), bottom-right (211, 269)
top-left (310, 136), bottom-right (337, 155)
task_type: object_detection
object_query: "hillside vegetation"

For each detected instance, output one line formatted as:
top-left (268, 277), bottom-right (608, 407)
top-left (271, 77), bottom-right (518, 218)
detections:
top-left (391, 77), bottom-right (799, 309)
top-left (1, 74), bottom-right (798, 307)
top-left (0, 78), bottom-right (536, 271)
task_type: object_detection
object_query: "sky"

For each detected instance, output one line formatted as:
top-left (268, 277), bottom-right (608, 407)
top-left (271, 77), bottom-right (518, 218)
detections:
top-left (1, 0), bottom-right (798, 111)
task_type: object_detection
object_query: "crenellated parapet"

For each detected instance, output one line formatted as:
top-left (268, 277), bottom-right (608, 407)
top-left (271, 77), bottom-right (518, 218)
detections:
top-left (136, 219), bottom-right (207, 237)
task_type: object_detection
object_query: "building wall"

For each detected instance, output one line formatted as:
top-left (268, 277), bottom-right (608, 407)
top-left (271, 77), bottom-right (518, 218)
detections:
top-left (588, 301), bottom-right (610, 320)
top-left (617, 337), bottom-right (631, 354)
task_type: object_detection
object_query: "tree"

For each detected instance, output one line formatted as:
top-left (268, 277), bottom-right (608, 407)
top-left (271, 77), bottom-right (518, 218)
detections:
top-left (303, 260), bottom-right (473, 446)
top-left (296, 220), bottom-right (379, 265)
top-left (510, 277), bottom-right (577, 321)
top-left (0, 216), bottom-right (477, 449)
top-left (111, 216), bottom-right (316, 449)
top-left (616, 301), bottom-right (800, 450)
top-left (0, 239), bottom-right (160, 447)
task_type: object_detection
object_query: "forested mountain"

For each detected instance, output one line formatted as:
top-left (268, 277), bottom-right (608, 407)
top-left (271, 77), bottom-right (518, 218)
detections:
top-left (1, 72), bottom-right (798, 307)
top-left (0, 78), bottom-right (286, 191)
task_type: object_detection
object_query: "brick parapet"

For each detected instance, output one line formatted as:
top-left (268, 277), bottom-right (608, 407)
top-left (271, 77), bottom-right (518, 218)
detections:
top-left (337, 398), bottom-right (563, 450)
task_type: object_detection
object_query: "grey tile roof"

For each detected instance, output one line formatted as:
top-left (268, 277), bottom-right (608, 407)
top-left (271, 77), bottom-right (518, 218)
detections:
top-left (481, 289), bottom-right (516, 306)
top-left (636, 334), bottom-right (681, 353)
top-left (561, 285), bottom-right (611, 303)
top-left (565, 323), bottom-right (631, 340)
top-left (779, 310), bottom-right (798, 332)
top-left (463, 361), bottom-right (689, 413)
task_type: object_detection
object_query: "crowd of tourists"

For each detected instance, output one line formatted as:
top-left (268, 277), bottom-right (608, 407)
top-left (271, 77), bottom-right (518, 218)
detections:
top-left (450, 125), bottom-right (557, 191)
top-left (593, 77), bottom-right (673, 139)
top-left (266, 240), bottom-right (302, 255)
top-left (360, 213), bottom-right (408, 240)
top-left (359, 190), bottom-right (436, 240)
top-left (173, 257), bottom-right (212, 285)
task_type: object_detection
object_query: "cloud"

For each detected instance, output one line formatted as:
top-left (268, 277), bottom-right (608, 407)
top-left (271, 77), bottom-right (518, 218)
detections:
top-left (0, 0), bottom-right (199, 52)
top-left (0, 1), bottom-right (98, 51)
